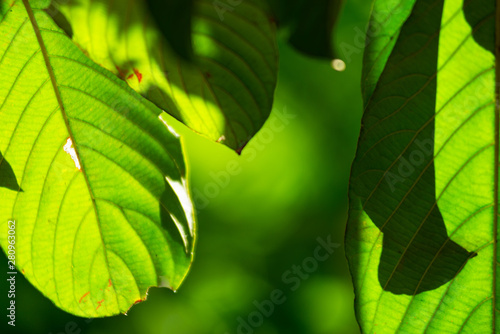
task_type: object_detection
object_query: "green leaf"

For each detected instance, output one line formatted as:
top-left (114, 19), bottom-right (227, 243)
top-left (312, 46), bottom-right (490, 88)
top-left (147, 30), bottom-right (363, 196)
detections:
top-left (52, 0), bottom-right (279, 152)
top-left (268, 0), bottom-right (343, 59)
top-left (346, 0), bottom-right (498, 332)
top-left (0, 0), bottom-right (195, 317)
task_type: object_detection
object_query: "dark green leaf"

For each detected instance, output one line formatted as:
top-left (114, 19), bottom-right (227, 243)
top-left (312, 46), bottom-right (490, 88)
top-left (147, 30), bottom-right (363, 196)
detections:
top-left (144, 0), bottom-right (194, 60)
top-left (269, 0), bottom-right (343, 59)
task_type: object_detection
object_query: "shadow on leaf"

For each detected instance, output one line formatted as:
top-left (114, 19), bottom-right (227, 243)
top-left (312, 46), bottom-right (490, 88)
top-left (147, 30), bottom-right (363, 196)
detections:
top-left (352, 0), bottom-right (474, 295)
top-left (463, 0), bottom-right (494, 55)
top-left (0, 151), bottom-right (22, 192)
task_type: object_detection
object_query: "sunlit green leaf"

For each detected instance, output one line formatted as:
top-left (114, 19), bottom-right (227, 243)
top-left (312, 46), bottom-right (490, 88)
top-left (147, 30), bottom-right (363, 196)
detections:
top-left (346, 0), bottom-right (498, 332)
top-left (0, 0), bottom-right (195, 317)
top-left (52, 0), bottom-right (279, 152)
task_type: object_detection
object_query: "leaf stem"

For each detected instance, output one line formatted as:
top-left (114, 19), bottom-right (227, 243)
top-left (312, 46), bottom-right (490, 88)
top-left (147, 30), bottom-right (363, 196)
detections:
top-left (494, 0), bottom-right (500, 331)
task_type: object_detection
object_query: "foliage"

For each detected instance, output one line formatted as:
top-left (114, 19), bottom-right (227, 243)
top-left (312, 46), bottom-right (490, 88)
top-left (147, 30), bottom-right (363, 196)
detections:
top-left (0, 0), bottom-right (195, 317)
top-left (0, 0), bottom-right (342, 320)
top-left (2, 0), bottom-right (496, 332)
top-left (346, 0), bottom-right (499, 332)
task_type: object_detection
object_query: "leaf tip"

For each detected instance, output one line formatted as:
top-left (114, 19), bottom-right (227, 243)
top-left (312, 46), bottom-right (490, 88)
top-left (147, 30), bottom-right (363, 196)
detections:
top-left (235, 141), bottom-right (248, 155)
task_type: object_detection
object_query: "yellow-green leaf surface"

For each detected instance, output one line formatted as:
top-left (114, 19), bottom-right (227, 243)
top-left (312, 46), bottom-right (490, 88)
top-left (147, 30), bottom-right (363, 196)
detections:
top-left (346, 0), bottom-right (499, 332)
top-left (0, 0), bottom-right (195, 317)
top-left (53, 0), bottom-right (279, 152)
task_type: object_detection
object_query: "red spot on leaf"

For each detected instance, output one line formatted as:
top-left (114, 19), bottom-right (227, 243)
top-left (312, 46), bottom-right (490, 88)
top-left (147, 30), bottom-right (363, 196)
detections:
top-left (133, 298), bottom-right (144, 306)
top-left (21, 269), bottom-right (25, 274)
top-left (79, 291), bottom-right (90, 303)
top-left (133, 68), bottom-right (143, 83)
top-left (127, 73), bottom-right (134, 80)
top-left (96, 299), bottom-right (105, 310)
top-left (108, 279), bottom-right (112, 287)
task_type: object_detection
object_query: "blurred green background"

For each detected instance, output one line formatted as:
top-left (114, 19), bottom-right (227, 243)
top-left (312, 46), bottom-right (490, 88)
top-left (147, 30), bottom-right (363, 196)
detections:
top-left (2, 1), bottom-right (370, 333)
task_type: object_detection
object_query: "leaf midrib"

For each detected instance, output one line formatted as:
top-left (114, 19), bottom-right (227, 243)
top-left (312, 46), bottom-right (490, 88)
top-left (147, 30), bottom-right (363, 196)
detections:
top-left (20, 0), bottom-right (116, 310)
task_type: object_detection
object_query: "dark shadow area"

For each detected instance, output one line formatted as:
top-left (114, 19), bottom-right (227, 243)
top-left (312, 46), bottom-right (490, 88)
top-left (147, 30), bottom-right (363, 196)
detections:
top-left (0, 151), bottom-right (22, 192)
top-left (144, 0), bottom-right (193, 60)
top-left (268, 0), bottom-right (342, 59)
top-left (463, 0), bottom-right (494, 54)
top-left (45, 4), bottom-right (74, 38)
top-left (352, 0), bottom-right (474, 295)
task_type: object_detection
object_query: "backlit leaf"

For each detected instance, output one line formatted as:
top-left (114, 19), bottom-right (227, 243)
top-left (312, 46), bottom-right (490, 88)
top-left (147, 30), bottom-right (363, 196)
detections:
top-left (0, 0), bottom-right (195, 317)
top-left (346, 0), bottom-right (499, 332)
